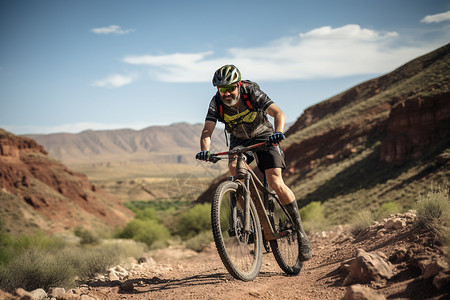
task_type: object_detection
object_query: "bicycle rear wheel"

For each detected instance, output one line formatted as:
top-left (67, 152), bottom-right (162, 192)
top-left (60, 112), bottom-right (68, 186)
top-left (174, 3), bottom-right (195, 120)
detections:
top-left (269, 196), bottom-right (302, 275)
top-left (211, 181), bottom-right (263, 281)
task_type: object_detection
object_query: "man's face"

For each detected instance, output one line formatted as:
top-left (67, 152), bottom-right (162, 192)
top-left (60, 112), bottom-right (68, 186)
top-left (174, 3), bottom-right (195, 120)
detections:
top-left (219, 84), bottom-right (240, 107)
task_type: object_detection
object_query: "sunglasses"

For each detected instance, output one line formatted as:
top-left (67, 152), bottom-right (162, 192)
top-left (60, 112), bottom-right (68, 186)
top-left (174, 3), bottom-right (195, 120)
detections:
top-left (218, 82), bottom-right (241, 93)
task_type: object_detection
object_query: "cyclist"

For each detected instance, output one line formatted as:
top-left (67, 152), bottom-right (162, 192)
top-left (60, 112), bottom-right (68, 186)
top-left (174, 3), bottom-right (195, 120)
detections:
top-left (196, 64), bottom-right (312, 261)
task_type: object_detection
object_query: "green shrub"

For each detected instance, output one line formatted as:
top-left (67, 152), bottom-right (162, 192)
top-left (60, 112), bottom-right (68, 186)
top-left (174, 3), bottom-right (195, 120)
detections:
top-left (300, 201), bottom-right (325, 222)
top-left (118, 219), bottom-right (170, 247)
top-left (185, 231), bottom-right (213, 252)
top-left (0, 229), bottom-right (14, 265)
top-left (176, 204), bottom-right (211, 239)
top-left (0, 238), bottom-right (140, 292)
top-left (299, 201), bottom-right (328, 232)
top-left (134, 207), bottom-right (157, 220)
top-left (12, 230), bottom-right (66, 253)
top-left (376, 202), bottom-right (400, 219)
top-left (0, 248), bottom-right (76, 292)
top-left (350, 210), bottom-right (374, 235)
top-left (415, 184), bottom-right (449, 240)
top-left (74, 227), bottom-right (100, 245)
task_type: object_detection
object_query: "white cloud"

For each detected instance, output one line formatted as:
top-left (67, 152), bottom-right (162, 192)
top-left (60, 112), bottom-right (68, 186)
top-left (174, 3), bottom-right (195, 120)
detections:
top-left (421, 10), bottom-right (450, 24)
top-left (91, 74), bottom-right (135, 88)
top-left (90, 25), bottom-right (135, 35)
top-left (122, 24), bottom-right (440, 82)
top-left (299, 24), bottom-right (398, 41)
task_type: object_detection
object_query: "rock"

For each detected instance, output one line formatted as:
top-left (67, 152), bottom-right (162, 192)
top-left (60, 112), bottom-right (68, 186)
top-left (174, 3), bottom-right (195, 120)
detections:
top-left (344, 249), bottom-right (393, 286)
top-left (80, 295), bottom-right (97, 300)
top-left (14, 288), bottom-right (33, 300)
top-left (389, 247), bottom-right (407, 263)
top-left (114, 265), bottom-right (127, 273)
top-left (384, 218), bottom-right (405, 230)
top-left (0, 289), bottom-right (16, 300)
top-left (412, 254), bottom-right (433, 273)
top-left (342, 284), bottom-right (386, 300)
top-left (138, 257), bottom-right (148, 263)
top-left (108, 270), bottom-right (120, 281)
top-left (30, 288), bottom-right (47, 300)
top-left (339, 259), bottom-right (353, 275)
top-left (433, 271), bottom-right (450, 290)
top-left (422, 258), bottom-right (448, 279)
top-left (57, 293), bottom-right (79, 300)
top-left (120, 281), bottom-right (135, 292)
top-left (376, 229), bottom-right (387, 237)
top-left (48, 287), bottom-right (66, 298)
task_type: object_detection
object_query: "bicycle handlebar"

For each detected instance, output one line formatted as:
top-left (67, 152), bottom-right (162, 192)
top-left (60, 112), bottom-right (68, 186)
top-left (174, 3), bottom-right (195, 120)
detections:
top-left (208, 140), bottom-right (272, 163)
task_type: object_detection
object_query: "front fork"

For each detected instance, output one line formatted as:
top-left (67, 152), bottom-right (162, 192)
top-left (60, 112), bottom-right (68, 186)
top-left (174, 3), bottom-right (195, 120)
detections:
top-left (227, 180), bottom-right (252, 240)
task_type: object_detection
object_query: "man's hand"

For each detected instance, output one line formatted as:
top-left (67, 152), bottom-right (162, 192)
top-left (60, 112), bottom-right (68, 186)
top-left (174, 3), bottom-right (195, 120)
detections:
top-left (196, 150), bottom-right (211, 161)
top-left (269, 132), bottom-right (285, 145)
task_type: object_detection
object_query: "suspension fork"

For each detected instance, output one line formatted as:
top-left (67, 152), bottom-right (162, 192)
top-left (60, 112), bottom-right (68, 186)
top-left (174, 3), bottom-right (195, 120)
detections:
top-left (235, 153), bottom-right (252, 233)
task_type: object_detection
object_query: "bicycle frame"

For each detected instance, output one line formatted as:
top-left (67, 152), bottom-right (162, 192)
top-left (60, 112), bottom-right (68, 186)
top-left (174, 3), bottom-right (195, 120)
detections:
top-left (210, 142), bottom-right (294, 241)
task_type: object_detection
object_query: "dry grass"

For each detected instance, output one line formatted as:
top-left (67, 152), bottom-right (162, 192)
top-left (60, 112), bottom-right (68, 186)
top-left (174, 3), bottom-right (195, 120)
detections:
top-left (415, 183), bottom-right (450, 240)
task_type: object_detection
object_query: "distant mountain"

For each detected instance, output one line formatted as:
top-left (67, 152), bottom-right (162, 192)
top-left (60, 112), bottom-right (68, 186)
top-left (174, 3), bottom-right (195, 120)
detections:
top-left (197, 43), bottom-right (450, 225)
top-left (26, 122), bottom-right (226, 166)
top-left (0, 129), bottom-right (133, 234)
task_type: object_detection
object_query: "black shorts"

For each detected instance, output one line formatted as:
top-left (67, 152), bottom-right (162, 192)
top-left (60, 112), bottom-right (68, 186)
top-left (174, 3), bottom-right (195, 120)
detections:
top-left (229, 136), bottom-right (286, 172)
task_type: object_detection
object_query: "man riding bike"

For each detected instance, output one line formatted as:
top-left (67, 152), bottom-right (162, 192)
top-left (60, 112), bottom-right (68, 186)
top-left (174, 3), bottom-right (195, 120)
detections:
top-left (196, 64), bottom-right (312, 261)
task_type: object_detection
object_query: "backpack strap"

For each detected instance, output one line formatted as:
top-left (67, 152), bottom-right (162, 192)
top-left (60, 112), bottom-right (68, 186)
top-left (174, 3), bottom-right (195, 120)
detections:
top-left (214, 95), bottom-right (225, 123)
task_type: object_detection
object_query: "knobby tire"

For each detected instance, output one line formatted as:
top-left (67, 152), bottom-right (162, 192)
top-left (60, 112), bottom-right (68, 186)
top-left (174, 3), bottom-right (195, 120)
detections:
top-left (211, 181), bottom-right (263, 281)
top-left (269, 197), bottom-right (303, 275)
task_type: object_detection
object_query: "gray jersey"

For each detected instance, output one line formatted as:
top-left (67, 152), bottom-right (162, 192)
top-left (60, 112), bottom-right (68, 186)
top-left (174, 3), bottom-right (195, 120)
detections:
top-left (205, 81), bottom-right (274, 140)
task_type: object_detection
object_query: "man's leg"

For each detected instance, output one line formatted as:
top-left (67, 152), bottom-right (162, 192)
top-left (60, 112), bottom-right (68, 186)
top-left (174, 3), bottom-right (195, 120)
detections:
top-left (265, 168), bottom-right (312, 261)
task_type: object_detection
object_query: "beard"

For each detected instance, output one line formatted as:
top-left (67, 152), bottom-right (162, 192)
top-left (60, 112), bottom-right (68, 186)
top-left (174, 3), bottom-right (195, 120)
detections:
top-left (222, 92), bottom-right (240, 107)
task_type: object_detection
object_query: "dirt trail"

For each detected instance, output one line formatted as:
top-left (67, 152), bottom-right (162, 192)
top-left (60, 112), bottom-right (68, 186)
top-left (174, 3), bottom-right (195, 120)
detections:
top-left (81, 222), bottom-right (449, 300)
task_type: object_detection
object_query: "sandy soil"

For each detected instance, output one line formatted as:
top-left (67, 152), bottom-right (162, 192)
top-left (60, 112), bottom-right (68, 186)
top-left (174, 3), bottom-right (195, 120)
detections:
top-left (81, 224), bottom-right (449, 300)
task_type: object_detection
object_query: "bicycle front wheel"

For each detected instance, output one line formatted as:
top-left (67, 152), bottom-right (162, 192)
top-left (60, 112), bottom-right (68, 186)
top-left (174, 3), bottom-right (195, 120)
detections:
top-left (211, 181), bottom-right (263, 281)
top-left (269, 197), bottom-right (303, 275)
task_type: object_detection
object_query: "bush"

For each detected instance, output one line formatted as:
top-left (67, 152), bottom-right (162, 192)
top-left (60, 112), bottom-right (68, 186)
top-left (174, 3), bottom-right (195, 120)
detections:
top-left (184, 231), bottom-right (213, 252)
top-left (415, 184), bottom-right (449, 240)
top-left (177, 204), bottom-right (211, 239)
top-left (299, 201), bottom-right (328, 232)
top-left (0, 248), bottom-right (76, 292)
top-left (350, 210), bottom-right (374, 235)
top-left (118, 219), bottom-right (170, 248)
top-left (0, 223), bottom-right (14, 265)
top-left (376, 202), bottom-right (400, 219)
top-left (134, 207), bottom-right (158, 220)
top-left (0, 230), bottom-right (65, 266)
top-left (74, 227), bottom-right (100, 245)
top-left (0, 236), bottom-right (145, 293)
top-left (300, 201), bottom-right (324, 222)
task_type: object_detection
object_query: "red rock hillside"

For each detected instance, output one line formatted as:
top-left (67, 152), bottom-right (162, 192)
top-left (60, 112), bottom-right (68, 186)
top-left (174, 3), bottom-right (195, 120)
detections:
top-left (0, 129), bottom-right (133, 234)
top-left (196, 43), bottom-right (449, 225)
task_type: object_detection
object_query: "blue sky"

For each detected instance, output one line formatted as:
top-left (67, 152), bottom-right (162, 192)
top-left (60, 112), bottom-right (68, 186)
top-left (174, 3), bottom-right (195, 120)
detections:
top-left (1, 0), bottom-right (449, 135)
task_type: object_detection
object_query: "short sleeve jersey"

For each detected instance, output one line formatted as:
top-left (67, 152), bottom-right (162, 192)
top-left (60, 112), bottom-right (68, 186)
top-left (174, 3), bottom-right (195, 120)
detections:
top-left (205, 81), bottom-right (274, 140)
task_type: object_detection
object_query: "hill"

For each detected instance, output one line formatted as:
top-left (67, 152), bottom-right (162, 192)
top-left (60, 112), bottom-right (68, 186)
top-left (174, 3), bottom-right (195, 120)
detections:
top-left (282, 42), bottom-right (449, 224)
top-left (26, 122), bottom-right (226, 167)
top-left (197, 43), bottom-right (450, 225)
top-left (0, 129), bottom-right (133, 235)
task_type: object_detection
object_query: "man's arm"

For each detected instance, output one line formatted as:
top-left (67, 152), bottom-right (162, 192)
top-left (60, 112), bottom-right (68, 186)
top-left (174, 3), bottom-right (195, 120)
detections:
top-left (200, 121), bottom-right (216, 151)
top-left (266, 103), bottom-right (286, 133)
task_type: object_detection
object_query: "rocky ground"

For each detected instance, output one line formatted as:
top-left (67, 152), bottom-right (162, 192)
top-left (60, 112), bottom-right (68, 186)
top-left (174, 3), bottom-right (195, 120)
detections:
top-left (1, 211), bottom-right (449, 300)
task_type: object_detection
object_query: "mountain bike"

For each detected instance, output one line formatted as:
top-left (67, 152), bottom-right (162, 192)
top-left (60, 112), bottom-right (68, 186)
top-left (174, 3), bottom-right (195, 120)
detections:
top-left (206, 141), bottom-right (303, 281)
